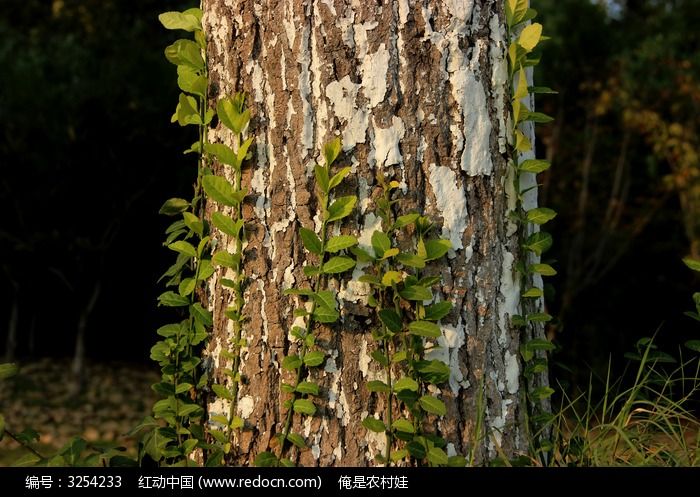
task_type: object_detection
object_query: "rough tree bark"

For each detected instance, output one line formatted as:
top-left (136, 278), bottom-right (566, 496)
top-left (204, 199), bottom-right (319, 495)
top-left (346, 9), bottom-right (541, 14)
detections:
top-left (201, 0), bottom-right (548, 466)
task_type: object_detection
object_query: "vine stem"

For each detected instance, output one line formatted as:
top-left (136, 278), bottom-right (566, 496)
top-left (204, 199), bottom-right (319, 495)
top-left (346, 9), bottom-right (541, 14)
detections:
top-left (5, 429), bottom-right (45, 460)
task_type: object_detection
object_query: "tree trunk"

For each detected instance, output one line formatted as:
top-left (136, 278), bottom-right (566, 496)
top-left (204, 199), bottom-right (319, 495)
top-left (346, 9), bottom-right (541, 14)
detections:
top-left (201, 0), bottom-right (548, 466)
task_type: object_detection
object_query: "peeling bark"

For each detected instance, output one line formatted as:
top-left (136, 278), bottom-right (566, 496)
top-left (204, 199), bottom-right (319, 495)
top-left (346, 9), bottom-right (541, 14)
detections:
top-left (201, 0), bottom-right (548, 466)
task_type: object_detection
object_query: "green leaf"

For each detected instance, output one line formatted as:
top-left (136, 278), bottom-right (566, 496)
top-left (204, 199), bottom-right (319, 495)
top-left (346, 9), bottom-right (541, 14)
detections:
top-left (381, 271), bottom-right (403, 287)
top-left (424, 239), bottom-right (451, 261)
top-left (518, 23), bottom-right (542, 51)
top-left (325, 235), bottom-right (358, 253)
top-left (323, 256), bottom-right (356, 274)
top-left (515, 129), bottom-right (532, 152)
top-left (407, 441), bottom-right (427, 459)
top-left (300, 227), bottom-right (323, 255)
top-left (392, 419), bottom-right (415, 433)
top-left (286, 433), bottom-right (307, 449)
top-left (526, 112), bottom-right (554, 124)
top-left (159, 198), bottom-right (190, 216)
top-left (419, 395), bottom-right (447, 416)
top-left (393, 377), bottom-right (419, 392)
top-left (313, 305), bottom-right (339, 323)
top-left (178, 278), bottom-right (195, 297)
top-left (217, 96), bottom-right (250, 134)
top-left (399, 285), bottom-right (433, 301)
top-left (158, 291), bottom-right (190, 307)
top-left (683, 258), bottom-right (700, 272)
top-left (427, 447), bottom-right (449, 466)
top-left (212, 251), bottom-right (240, 269)
top-left (190, 303), bottom-right (213, 327)
top-left (362, 417), bottom-right (386, 433)
top-left (506, 0), bottom-right (529, 26)
top-left (295, 381), bottom-right (319, 395)
top-left (415, 360), bottom-right (450, 384)
top-left (164, 39), bottom-right (204, 70)
top-left (531, 386), bottom-right (555, 400)
top-left (514, 65), bottom-right (529, 100)
top-left (529, 86), bottom-right (557, 95)
top-left (378, 309), bottom-right (402, 333)
top-left (177, 65), bottom-right (206, 97)
top-left (524, 232), bottom-right (552, 256)
top-left (198, 259), bottom-right (215, 280)
top-left (409, 320), bottom-right (442, 338)
top-left (212, 384), bottom-right (233, 400)
top-left (391, 449), bottom-right (409, 462)
top-left (526, 208), bottom-right (557, 225)
top-left (0, 363), bottom-right (18, 380)
top-left (530, 263), bottom-right (557, 276)
top-left (255, 451), bottom-right (278, 467)
top-left (282, 355), bottom-right (302, 371)
top-left (212, 212), bottom-right (244, 238)
top-left (371, 350), bottom-right (389, 367)
top-left (327, 196), bottom-right (357, 222)
top-left (527, 312), bottom-right (553, 323)
top-left (182, 212), bottom-right (203, 237)
top-left (168, 240), bottom-right (196, 258)
top-left (312, 290), bottom-right (337, 311)
top-left (522, 287), bottom-right (543, 298)
top-left (350, 246), bottom-right (375, 262)
top-left (204, 143), bottom-right (237, 166)
top-left (519, 159), bottom-right (551, 174)
top-left (303, 351), bottom-right (325, 367)
top-left (367, 380), bottom-right (391, 393)
top-left (526, 338), bottom-right (555, 352)
top-left (685, 340), bottom-right (700, 352)
top-left (392, 213), bottom-right (420, 230)
top-left (303, 266), bottom-right (321, 277)
top-left (371, 231), bottom-right (391, 258)
top-left (397, 253), bottom-right (426, 268)
top-left (293, 399), bottom-right (316, 416)
top-left (423, 301), bottom-right (452, 321)
top-left (328, 167), bottom-right (351, 190)
top-left (159, 11), bottom-right (201, 32)
top-left (323, 137), bottom-right (343, 166)
top-left (202, 175), bottom-right (246, 206)
top-left (314, 165), bottom-right (330, 194)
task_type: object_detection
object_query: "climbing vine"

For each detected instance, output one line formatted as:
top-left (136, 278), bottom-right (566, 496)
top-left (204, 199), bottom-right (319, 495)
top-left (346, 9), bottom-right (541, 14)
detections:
top-left (350, 177), bottom-right (466, 467)
top-left (505, 0), bottom-right (557, 462)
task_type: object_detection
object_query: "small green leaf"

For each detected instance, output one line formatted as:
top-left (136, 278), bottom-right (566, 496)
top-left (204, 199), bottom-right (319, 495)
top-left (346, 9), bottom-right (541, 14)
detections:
top-left (522, 287), bottom-right (543, 298)
top-left (526, 208), bottom-right (557, 225)
top-left (392, 213), bottom-right (420, 230)
top-left (527, 312), bottom-right (553, 323)
top-left (212, 384), bottom-right (233, 400)
top-left (328, 166), bottom-right (351, 190)
top-left (300, 227), bottom-right (323, 255)
top-left (204, 143), bottom-right (237, 166)
top-left (0, 363), bottom-right (18, 380)
top-left (323, 256), bottom-right (356, 274)
top-left (314, 165), bottom-right (330, 194)
top-left (350, 246), bottom-right (374, 262)
top-left (519, 159), bottom-right (551, 174)
top-left (378, 309), bottom-right (402, 333)
top-left (295, 381), bottom-right (319, 395)
top-left (327, 196), bottom-right (357, 222)
top-left (177, 65), bottom-right (206, 97)
top-left (529, 86), bottom-right (557, 94)
top-left (293, 399), bottom-right (316, 416)
top-left (392, 419), bottom-right (415, 433)
top-left (212, 251), bottom-right (241, 269)
top-left (515, 129), bottom-right (532, 152)
top-left (393, 377), bottom-right (419, 392)
top-left (424, 239), bottom-right (451, 261)
top-left (526, 112), bottom-right (554, 124)
top-left (202, 175), bottom-right (245, 206)
top-left (303, 351), bottom-right (325, 367)
top-left (212, 212), bottom-right (244, 238)
top-left (683, 258), bottom-right (700, 272)
top-left (158, 291), bottom-right (190, 307)
top-left (312, 290), bottom-right (337, 311)
top-left (286, 433), bottom-right (307, 449)
top-left (178, 278), bottom-right (195, 297)
top-left (397, 253), bottom-right (426, 268)
top-left (409, 320), bottom-right (442, 338)
top-left (419, 395), bottom-right (447, 416)
top-left (216, 96), bottom-right (250, 134)
top-left (391, 449), bottom-right (409, 462)
top-left (362, 416), bottom-right (386, 433)
top-left (159, 198), bottom-right (190, 216)
top-left (371, 350), bottom-right (389, 367)
top-left (168, 240), bottom-right (196, 258)
top-left (255, 452), bottom-right (278, 467)
top-left (284, 288), bottom-right (315, 296)
top-left (282, 355), bottom-right (302, 371)
top-left (684, 340), bottom-right (700, 353)
top-left (518, 23), bottom-right (542, 51)
top-left (514, 65), bottom-right (529, 100)
top-left (325, 235), bottom-right (358, 253)
top-left (303, 266), bottom-right (321, 277)
top-left (530, 263), bottom-right (557, 276)
top-left (190, 303), bottom-right (213, 326)
top-left (423, 301), bottom-right (452, 321)
top-left (407, 441), bottom-right (427, 459)
top-left (526, 338), bottom-right (555, 352)
top-left (399, 285), bottom-right (433, 301)
top-left (531, 386), bottom-right (555, 400)
top-left (313, 305), bottom-right (339, 323)
top-left (165, 39), bottom-right (204, 70)
top-left (159, 11), bottom-right (201, 32)
top-left (323, 137), bottom-right (343, 166)
top-left (381, 271), bottom-right (403, 287)
top-left (427, 447), bottom-right (449, 466)
top-left (367, 380), bottom-right (391, 393)
top-left (371, 231), bottom-right (392, 258)
top-left (415, 360), bottom-right (450, 384)
top-left (524, 232), bottom-right (552, 256)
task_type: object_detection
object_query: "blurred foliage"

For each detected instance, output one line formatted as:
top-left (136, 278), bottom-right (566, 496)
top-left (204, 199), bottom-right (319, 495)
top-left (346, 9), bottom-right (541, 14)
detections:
top-left (537, 0), bottom-right (700, 386)
top-left (0, 1), bottom-right (193, 360)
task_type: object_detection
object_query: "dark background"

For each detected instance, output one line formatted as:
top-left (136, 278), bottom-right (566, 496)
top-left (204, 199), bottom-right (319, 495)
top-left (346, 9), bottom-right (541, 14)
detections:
top-left (0, 0), bottom-right (698, 391)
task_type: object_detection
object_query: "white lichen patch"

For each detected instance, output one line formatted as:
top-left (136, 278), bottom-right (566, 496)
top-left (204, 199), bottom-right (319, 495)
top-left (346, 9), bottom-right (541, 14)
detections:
top-left (372, 116), bottom-right (405, 168)
top-left (498, 251), bottom-right (519, 346)
top-left (428, 164), bottom-right (468, 251)
top-left (362, 410), bottom-right (387, 461)
top-left (208, 397), bottom-right (231, 426)
top-left (358, 213), bottom-right (382, 252)
top-left (325, 76), bottom-right (368, 150)
top-left (504, 351), bottom-right (519, 395)
top-left (238, 395), bottom-right (255, 419)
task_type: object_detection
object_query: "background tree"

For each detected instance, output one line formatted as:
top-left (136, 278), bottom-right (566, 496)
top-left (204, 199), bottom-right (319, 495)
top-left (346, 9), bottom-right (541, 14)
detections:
top-left (199, 0), bottom-right (549, 465)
